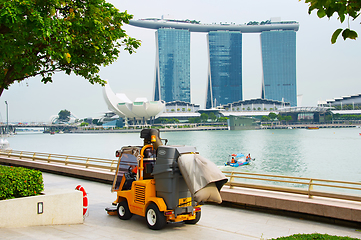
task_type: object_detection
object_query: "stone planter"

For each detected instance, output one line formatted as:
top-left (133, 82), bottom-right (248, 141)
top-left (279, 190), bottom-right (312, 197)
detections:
top-left (0, 189), bottom-right (83, 228)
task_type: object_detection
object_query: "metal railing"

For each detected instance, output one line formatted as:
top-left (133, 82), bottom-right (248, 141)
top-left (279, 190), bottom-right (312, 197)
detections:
top-left (1, 149), bottom-right (361, 203)
top-left (0, 149), bottom-right (119, 172)
top-left (223, 171), bottom-right (361, 202)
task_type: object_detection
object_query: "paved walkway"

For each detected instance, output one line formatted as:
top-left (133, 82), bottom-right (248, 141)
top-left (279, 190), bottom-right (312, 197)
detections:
top-left (1, 173), bottom-right (361, 240)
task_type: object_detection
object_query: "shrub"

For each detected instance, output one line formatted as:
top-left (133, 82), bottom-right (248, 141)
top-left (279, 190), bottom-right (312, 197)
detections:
top-left (271, 233), bottom-right (359, 240)
top-left (0, 166), bottom-right (44, 200)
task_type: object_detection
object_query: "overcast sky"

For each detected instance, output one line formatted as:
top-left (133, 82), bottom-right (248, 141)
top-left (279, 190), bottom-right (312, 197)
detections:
top-left (1, 0), bottom-right (360, 123)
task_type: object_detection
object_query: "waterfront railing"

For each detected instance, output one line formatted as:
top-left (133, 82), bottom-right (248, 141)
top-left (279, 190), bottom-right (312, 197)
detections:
top-left (223, 171), bottom-right (361, 202)
top-left (0, 149), bottom-right (119, 172)
top-left (1, 149), bottom-right (361, 203)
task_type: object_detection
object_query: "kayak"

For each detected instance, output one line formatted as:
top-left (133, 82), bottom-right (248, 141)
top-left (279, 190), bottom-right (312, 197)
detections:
top-left (224, 153), bottom-right (253, 167)
top-left (225, 161), bottom-right (250, 167)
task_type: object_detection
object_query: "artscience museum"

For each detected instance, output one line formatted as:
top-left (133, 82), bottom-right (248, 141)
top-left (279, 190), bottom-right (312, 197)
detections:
top-left (103, 84), bottom-right (165, 125)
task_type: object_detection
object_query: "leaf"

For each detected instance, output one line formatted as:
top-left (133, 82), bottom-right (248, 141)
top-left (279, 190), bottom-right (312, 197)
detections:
top-left (317, 8), bottom-right (326, 18)
top-left (338, 13), bottom-right (345, 23)
top-left (348, 30), bottom-right (358, 40)
top-left (331, 28), bottom-right (343, 44)
top-left (342, 28), bottom-right (350, 40)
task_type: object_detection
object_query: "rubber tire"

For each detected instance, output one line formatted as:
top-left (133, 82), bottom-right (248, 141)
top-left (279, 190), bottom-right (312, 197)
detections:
top-left (184, 211), bottom-right (201, 224)
top-left (117, 201), bottom-right (133, 220)
top-left (146, 203), bottom-right (166, 230)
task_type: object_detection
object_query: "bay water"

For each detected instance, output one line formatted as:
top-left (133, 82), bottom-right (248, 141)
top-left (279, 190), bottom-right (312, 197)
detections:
top-left (7, 127), bottom-right (361, 183)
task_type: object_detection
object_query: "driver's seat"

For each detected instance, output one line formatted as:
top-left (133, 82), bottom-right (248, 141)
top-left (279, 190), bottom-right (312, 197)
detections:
top-left (122, 171), bottom-right (136, 190)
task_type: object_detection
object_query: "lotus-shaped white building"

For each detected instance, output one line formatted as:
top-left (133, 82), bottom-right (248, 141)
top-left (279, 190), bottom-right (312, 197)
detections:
top-left (103, 84), bottom-right (165, 122)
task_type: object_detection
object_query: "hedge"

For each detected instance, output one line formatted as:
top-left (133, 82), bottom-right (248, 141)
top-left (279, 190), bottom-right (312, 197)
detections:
top-left (0, 166), bottom-right (44, 200)
top-left (271, 233), bottom-right (360, 240)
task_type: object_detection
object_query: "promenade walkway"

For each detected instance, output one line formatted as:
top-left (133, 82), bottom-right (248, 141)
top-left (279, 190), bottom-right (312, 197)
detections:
top-left (1, 172), bottom-right (360, 240)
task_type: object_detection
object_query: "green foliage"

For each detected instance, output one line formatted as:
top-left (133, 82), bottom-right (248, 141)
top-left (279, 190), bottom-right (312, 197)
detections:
top-left (0, 166), bottom-right (44, 200)
top-left (58, 109), bottom-right (71, 121)
top-left (261, 115), bottom-right (271, 121)
top-left (158, 118), bottom-right (179, 124)
top-left (218, 117), bottom-right (228, 122)
top-left (272, 233), bottom-right (360, 240)
top-left (80, 122), bottom-right (89, 126)
top-left (209, 112), bottom-right (217, 122)
top-left (277, 114), bottom-right (292, 122)
top-left (188, 117), bottom-right (201, 123)
top-left (200, 113), bottom-right (209, 123)
top-left (333, 113), bottom-right (361, 120)
top-left (283, 116), bottom-right (293, 122)
top-left (303, 0), bottom-right (360, 43)
top-left (268, 112), bottom-right (277, 120)
top-left (0, 0), bottom-right (141, 95)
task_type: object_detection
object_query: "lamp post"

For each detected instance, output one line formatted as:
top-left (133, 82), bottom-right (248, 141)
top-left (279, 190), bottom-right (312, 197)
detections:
top-left (5, 101), bottom-right (8, 134)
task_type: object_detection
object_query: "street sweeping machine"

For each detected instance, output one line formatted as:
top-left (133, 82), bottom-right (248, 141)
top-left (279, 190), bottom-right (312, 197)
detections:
top-left (106, 129), bottom-right (227, 230)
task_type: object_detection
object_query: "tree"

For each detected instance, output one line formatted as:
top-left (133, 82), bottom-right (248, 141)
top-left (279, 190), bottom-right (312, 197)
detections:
top-left (218, 117), bottom-right (228, 122)
top-left (200, 113), bottom-right (208, 123)
top-left (188, 117), bottom-right (201, 123)
top-left (303, 0), bottom-right (360, 43)
top-left (284, 116), bottom-right (293, 122)
top-left (268, 112), bottom-right (277, 121)
top-left (209, 112), bottom-right (217, 122)
top-left (58, 109), bottom-right (70, 122)
top-left (0, 0), bottom-right (141, 96)
top-left (261, 116), bottom-right (271, 122)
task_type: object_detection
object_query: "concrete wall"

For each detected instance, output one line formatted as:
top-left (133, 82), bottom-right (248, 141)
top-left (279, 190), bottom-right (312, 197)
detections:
top-left (0, 189), bottom-right (83, 228)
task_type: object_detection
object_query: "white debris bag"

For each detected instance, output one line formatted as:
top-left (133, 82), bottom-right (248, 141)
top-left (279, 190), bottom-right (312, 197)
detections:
top-left (178, 154), bottom-right (228, 204)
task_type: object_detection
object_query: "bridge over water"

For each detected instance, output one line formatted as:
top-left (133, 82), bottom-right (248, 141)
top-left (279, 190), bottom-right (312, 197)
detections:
top-left (0, 123), bottom-right (77, 134)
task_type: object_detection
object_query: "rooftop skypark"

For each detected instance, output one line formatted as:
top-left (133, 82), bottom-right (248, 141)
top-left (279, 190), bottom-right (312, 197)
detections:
top-left (129, 18), bottom-right (299, 33)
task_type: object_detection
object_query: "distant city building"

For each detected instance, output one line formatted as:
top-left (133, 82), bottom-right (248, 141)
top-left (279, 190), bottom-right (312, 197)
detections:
top-left (319, 93), bottom-right (361, 110)
top-left (103, 84), bottom-right (165, 125)
top-left (156, 101), bottom-right (201, 122)
top-left (129, 17), bottom-right (299, 108)
top-left (222, 98), bottom-right (289, 112)
top-left (228, 116), bottom-right (260, 130)
top-left (164, 101), bottom-right (200, 113)
top-left (154, 28), bottom-right (191, 102)
top-left (261, 30), bottom-right (297, 106)
top-left (206, 31), bottom-right (242, 109)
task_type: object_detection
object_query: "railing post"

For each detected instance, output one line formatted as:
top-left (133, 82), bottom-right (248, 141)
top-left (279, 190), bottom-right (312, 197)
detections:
top-left (32, 152), bottom-right (36, 161)
top-left (86, 158), bottom-right (89, 168)
top-left (308, 178), bottom-right (313, 198)
top-left (7, 149), bottom-right (12, 158)
top-left (110, 160), bottom-right (116, 171)
top-left (19, 151), bottom-right (23, 159)
top-left (230, 172), bottom-right (235, 189)
top-left (65, 156), bottom-right (69, 165)
top-left (47, 154), bottom-right (51, 163)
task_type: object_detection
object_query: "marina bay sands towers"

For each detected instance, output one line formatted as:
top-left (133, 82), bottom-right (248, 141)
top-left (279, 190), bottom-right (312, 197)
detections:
top-left (129, 18), bottom-right (299, 108)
